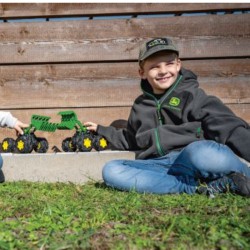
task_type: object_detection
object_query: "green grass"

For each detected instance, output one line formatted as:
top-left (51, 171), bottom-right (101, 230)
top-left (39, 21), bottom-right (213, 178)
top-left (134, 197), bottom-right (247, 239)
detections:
top-left (0, 181), bottom-right (249, 250)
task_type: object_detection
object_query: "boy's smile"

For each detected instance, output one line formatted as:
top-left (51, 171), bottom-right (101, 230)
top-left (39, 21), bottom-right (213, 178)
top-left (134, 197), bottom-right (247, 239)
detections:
top-left (139, 51), bottom-right (181, 94)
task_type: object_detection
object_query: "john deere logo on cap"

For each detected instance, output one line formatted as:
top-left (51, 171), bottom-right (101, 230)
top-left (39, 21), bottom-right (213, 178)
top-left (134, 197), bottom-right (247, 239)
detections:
top-left (169, 97), bottom-right (180, 106)
top-left (147, 38), bottom-right (169, 49)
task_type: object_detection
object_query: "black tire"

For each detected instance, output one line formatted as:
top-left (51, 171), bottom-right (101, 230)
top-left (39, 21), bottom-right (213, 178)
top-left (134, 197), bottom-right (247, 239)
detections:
top-left (34, 138), bottom-right (49, 153)
top-left (30, 133), bottom-right (38, 148)
top-left (62, 137), bottom-right (77, 152)
top-left (71, 132), bottom-right (79, 148)
top-left (15, 134), bottom-right (34, 153)
top-left (93, 135), bottom-right (108, 151)
top-left (1, 138), bottom-right (15, 153)
top-left (76, 133), bottom-right (93, 152)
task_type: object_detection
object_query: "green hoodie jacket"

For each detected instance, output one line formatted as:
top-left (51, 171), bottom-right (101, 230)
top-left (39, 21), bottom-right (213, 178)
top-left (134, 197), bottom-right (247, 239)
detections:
top-left (97, 68), bottom-right (250, 161)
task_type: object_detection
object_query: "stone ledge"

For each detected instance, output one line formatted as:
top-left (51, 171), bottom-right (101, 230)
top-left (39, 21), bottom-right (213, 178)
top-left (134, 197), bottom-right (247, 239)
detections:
top-left (1, 151), bottom-right (135, 184)
top-left (1, 152), bottom-right (249, 184)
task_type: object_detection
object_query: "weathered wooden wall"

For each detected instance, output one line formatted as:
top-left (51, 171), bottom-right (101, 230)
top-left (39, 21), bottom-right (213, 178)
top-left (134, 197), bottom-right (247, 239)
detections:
top-left (0, 3), bottom-right (249, 152)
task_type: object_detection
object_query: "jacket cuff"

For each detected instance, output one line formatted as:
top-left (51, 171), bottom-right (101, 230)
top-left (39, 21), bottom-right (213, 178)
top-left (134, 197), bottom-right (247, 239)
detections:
top-left (96, 125), bottom-right (105, 135)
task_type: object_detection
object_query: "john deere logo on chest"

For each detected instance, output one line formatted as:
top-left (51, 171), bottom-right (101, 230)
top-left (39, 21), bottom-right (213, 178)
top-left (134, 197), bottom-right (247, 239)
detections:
top-left (169, 97), bottom-right (180, 106)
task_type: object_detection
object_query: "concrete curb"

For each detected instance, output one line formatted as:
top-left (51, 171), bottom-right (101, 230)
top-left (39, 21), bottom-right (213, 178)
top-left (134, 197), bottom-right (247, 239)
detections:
top-left (1, 152), bottom-right (249, 184)
top-left (1, 151), bottom-right (135, 184)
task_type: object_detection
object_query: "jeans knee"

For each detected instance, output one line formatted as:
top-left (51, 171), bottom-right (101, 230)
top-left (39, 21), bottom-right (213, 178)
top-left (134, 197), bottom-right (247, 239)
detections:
top-left (186, 141), bottom-right (223, 161)
top-left (102, 160), bottom-right (125, 183)
top-left (181, 140), bottom-right (238, 173)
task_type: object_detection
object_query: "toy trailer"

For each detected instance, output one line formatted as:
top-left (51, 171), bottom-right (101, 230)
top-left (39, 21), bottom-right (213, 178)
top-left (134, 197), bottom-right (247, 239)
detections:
top-left (1, 111), bottom-right (108, 154)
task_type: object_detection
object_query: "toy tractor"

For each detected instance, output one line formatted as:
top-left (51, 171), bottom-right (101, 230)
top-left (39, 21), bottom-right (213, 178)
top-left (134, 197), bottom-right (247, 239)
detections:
top-left (1, 111), bottom-right (108, 154)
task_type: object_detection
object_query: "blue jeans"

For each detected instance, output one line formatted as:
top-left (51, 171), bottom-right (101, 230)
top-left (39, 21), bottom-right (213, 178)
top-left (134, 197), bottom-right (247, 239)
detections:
top-left (102, 141), bottom-right (250, 194)
top-left (0, 155), bottom-right (2, 169)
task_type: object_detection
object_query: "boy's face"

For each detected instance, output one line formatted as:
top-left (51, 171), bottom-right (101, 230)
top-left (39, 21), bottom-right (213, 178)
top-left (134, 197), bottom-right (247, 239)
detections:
top-left (139, 51), bottom-right (181, 94)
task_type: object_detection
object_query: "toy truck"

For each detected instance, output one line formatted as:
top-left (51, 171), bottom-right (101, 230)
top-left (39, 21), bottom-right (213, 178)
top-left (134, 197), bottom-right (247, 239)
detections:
top-left (1, 111), bottom-right (108, 154)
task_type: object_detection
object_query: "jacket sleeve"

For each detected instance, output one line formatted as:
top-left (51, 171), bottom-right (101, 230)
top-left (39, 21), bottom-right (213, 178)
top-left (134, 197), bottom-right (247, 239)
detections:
top-left (96, 109), bottom-right (139, 151)
top-left (0, 111), bottom-right (17, 128)
top-left (190, 88), bottom-right (250, 161)
top-left (226, 126), bottom-right (250, 162)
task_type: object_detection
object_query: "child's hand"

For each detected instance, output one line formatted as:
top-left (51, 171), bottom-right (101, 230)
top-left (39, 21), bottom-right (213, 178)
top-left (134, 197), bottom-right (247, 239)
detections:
top-left (14, 120), bottom-right (29, 135)
top-left (84, 122), bottom-right (98, 132)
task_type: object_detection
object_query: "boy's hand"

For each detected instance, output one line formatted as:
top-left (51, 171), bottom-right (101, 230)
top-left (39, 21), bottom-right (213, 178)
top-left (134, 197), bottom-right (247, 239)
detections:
top-left (14, 120), bottom-right (29, 135)
top-left (84, 122), bottom-right (98, 132)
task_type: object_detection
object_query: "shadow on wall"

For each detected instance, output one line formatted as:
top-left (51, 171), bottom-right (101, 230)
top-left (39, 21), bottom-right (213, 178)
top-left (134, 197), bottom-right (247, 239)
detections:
top-left (110, 119), bottom-right (128, 129)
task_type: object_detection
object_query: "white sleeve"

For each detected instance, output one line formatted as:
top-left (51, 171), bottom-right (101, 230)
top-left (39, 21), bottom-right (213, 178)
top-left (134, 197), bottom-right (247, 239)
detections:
top-left (0, 111), bottom-right (17, 128)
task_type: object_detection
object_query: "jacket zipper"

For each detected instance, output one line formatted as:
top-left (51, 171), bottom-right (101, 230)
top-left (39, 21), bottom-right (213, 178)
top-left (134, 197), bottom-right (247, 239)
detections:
top-left (155, 75), bottom-right (183, 156)
top-left (157, 75), bottom-right (183, 121)
top-left (142, 75), bottom-right (183, 156)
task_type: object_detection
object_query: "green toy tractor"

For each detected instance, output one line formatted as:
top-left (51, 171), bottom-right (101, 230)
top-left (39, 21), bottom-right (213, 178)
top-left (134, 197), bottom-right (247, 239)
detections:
top-left (1, 111), bottom-right (108, 154)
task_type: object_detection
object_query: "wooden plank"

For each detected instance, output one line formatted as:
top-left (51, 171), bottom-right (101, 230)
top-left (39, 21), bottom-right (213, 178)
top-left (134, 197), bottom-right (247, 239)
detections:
top-left (0, 14), bottom-right (249, 64)
top-left (199, 78), bottom-right (250, 104)
top-left (182, 59), bottom-right (250, 78)
top-left (0, 59), bottom-right (249, 109)
top-left (0, 3), bottom-right (249, 19)
top-left (227, 104), bottom-right (250, 124)
top-left (1, 14), bottom-right (249, 42)
top-left (0, 76), bottom-right (248, 108)
top-left (1, 59), bottom-right (248, 81)
top-left (0, 104), bottom-right (249, 153)
top-left (183, 59), bottom-right (250, 104)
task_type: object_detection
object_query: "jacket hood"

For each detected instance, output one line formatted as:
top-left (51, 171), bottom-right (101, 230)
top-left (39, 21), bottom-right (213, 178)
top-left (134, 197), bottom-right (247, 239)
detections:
top-left (140, 67), bottom-right (199, 95)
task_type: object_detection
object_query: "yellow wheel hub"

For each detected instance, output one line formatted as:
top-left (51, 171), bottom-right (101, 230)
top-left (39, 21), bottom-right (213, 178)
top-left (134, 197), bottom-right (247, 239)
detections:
top-left (17, 140), bottom-right (25, 151)
top-left (69, 141), bottom-right (73, 149)
top-left (37, 142), bottom-right (41, 150)
top-left (2, 141), bottom-right (9, 151)
top-left (100, 138), bottom-right (108, 148)
top-left (83, 138), bottom-right (92, 148)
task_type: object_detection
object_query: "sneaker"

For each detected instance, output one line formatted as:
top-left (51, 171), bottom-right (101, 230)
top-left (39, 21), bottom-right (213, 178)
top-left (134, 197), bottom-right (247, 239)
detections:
top-left (197, 172), bottom-right (250, 198)
top-left (229, 172), bottom-right (250, 197)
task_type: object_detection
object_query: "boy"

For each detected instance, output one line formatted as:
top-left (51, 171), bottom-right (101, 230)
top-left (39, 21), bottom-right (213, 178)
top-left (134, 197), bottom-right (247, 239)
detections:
top-left (84, 37), bottom-right (250, 197)
top-left (0, 111), bottom-right (29, 168)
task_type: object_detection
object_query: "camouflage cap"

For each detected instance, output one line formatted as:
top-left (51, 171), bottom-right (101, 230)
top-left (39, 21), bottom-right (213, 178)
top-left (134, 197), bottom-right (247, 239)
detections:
top-left (139, 37), bottom-right (179, 62)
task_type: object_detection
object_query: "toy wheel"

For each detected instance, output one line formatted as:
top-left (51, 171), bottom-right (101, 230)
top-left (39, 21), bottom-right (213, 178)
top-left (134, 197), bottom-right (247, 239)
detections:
top-left (1, 138), bottom-right (15, 153)
top-left (93, 135), bottom-right (108, 151)
top-left (76, 134), bottom-right (93, 152)
top-left (34, 138), bottom-right (49, 153)
top-left (62, 137), bottom-right (77, 152)
top-left (15, 134), bottom-right (34, 153)
top-left (30, 133), bottom-right (38, 148)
